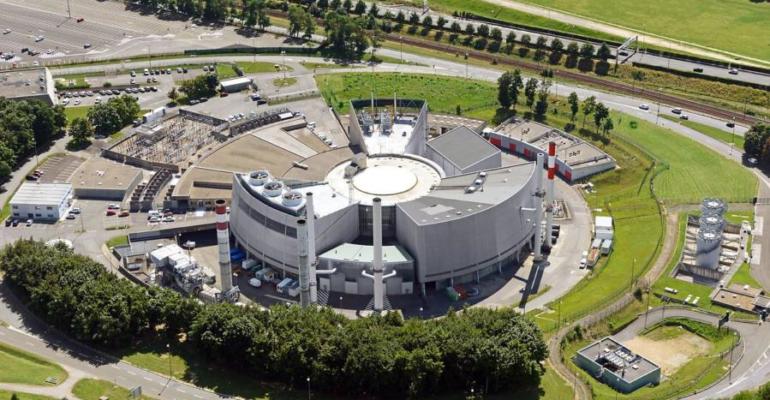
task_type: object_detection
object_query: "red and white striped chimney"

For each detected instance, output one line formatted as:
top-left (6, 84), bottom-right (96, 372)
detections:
top-left (545, 142), bottom-right (556, 249)
top-left (215, 199), bottom-right (233, 293)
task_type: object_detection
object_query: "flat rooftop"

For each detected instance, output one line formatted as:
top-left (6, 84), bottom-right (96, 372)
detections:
top-left (579, 337), bottom-right (660, 383)
top-left (71, 157), bottom-right (142, 191)
top-left (427, 126), bottom-right (500, 171)
top-left (712, 285), bottom-right (761, 313)
top-left (319, 242), bottom-right (413, 264)
top-left (173, 166), bottom-right (233, 200)
top-left (10, 182), bottom-right (71, 205)
top-left (0, 68), bottom-right (49, 99)
top-left (399, 162), bottom-right (535, 226)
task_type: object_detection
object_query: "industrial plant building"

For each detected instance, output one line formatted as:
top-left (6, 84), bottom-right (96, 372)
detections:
top-left (0, 67), bottom-right (57, 105)
top-left (10, 182), bottom-right (72, 221)
top-left (228, 99), bottom-right (548, 299)
top-left (486, 119), bottom-right (615, 182)
top-left (575, 337), bottom-right (661, 393)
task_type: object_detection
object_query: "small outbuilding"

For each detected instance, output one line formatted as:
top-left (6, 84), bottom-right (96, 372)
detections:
top-left (9, 182), bottom-right (72, 221)
top-left (220, 77), bottom-right (253, 93)
top-left (595, 216), bottom-right (614, 241)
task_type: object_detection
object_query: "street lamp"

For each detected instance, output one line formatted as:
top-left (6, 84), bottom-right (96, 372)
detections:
top-left (306, 376), bottom-right (311, 400)
top-left (281, 50), bottom-right (286, 81)
top-left (399, 36), bottom-right (403, 63)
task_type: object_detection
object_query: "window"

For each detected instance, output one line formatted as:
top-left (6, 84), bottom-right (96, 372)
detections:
top-left (11, 205), bottom-right (18, 209)
top-left (35, 213), bottom-right (41, 217)
top-left (12, 212), bottom-right (19, 217)
top-left (46, 206), bottom-right (53, 210)
top-left (47, 214), bottom-right (53, 218)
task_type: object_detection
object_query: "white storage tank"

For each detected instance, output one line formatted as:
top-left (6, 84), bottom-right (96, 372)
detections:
top-left (699, 213), bottom-right (724, 233)
top-left (248, 170), bottom-right (270, 186)
top-left (696, 228), bottom-right (722, 269)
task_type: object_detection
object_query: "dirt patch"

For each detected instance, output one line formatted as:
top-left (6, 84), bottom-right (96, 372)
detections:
top-left (623, 330), bottom-right (712, 375)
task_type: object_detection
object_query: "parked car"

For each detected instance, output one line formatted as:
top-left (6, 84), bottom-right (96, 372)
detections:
top-left (727, 121), bottom-right (736, 128)
top-left (70, 207), bottom-right (81, 214)
top-left (638, 104), bottom-right (650, 111)
top-left (162, 216), bottom-right (175, 222)
top-left (693, 67), bottom-right (704, 73)
top-left (248, 278), bottom-right (262, 288)
top-left (76, 17), bottom-right (84, 22)
top-left (729, 68), bottom-right (739, 75)
top-left (106, 210), bottom-right (116, 216)
top-left (25, 219), bottom-right (32, 226)
top-left (118, 210), bottom-right (130, 217)
top-left (4, 218), bottom-right (12, 227)
top-left (680, 114), bottom-right (689, 120)
top-left (11, 219), bottom-right (19, 227)
top-left (66, 213), bottom-right (76, 220)
top-left (107, 204), bottom-right (120, 209)
top-left (748, 157), bottom-right (758, 165)
top-left (671, 108), bottom-right (682, 115)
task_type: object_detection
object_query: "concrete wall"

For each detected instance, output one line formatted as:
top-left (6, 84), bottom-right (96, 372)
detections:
top-left (395, 167), bottom-right (537, 286)
top-left (315, 256), bottom-right (414, 295)
top-left (230, 175), bottom-right (359, 275)
top-left (404, 102), bottom-right (429, 156)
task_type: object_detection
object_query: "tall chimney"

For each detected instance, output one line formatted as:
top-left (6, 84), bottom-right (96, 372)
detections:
top-left (533, 153), bottom-right (545, 262)
top-left (372, 197), bottom-right (384, 311)
top-left (305, 192), bottom-right (318, 304)
top-left (297, 219), bottom-right (310, 308)
top-left (215, 199), bottom-right (233, 292)
top-left (545, 142), bottom-right (557, 249)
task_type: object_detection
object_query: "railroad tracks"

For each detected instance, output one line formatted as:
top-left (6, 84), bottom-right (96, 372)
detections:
top-left (389, 34), bottom-right (761, 126)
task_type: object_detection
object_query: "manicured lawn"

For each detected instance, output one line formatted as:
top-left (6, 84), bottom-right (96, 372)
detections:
top-left (0, 342), bottom-right (67, 385)
top-left (106, 235), bottom-right (129, 248)
top-left (0, 391), bottom-right (56, 400)
top-left (730, 262), bottom-right (762, 290)
top-left (401, 0), bottom-right (624, 44)
top-left (505, 0), bottom-right (770, 62)
top-left (72, 379), bottom-right (155, 400)
top-left (272, 77), bottom-right (297, 87)
top-left (316, 73), bottom-right (500, 121)
top-left (660, 115), bottom-right (745, 150)
top-left (64, 106), bottom-right (91, 125)
top-left (614, 112), bottom-right (756, 204)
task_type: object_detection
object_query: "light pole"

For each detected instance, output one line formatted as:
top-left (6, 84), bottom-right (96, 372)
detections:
top-left (306, 376), bottom-right (311, 400)
top-left (729, 332), bottom-right (736, 383)
top-left (167, 343), bottom-right (172, 378)
top-left (281, 50), bottom-right (286, 81)
top-left (730, 117), bottom-right (736, 156)
top-left (399, 36), bottom-right (403, 63)
top-left (464, 52), bottom-right (468, 79)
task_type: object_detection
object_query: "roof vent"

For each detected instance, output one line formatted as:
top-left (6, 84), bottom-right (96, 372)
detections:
top-left (263, 181), bottom-right (284, 197)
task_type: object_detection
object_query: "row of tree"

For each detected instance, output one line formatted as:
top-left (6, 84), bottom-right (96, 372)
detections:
top-left (0, 240), bottom-right (548, 398)
top-left (0, 98), bottom-right (67, 184)
top-left (743, 124), bottom-right (770, 163)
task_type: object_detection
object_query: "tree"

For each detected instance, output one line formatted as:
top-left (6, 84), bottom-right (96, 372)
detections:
top-left (437, 16), bottom-right (447, 29)
top-left (566, 41), bottom-right (580, 57)
top-left (87, 103), bottom-right (122, 137)
top-left (744, 123), bottom-right (770, 159)
top-left (180, 74), bottom-right (219, 100)
top-left (524, 78), bottom-right (538, 108)
top-left (497, 72), bottom-right (513, 109)
top-left (324, 11), bottom-right (370, 60)
top-left (353, 0), bottom-right (366, 14)
top-left (368, 2), bottom-right (378, 16)
top-left (409, 12), bottom-right (419, 25)
top-left (602, 117), bottom-right (614, 136)
top-left (581, 95), bottom-right (596, 128)
top-left (579, 43), bottom-right (595, 59)
top-left (568, 92), bottom-right (579, 121)
top-left (550, 38), bottom-right (564, 53)
top-left (597, 43), bottom-right (612, 61)
top-left (535, 36), bottom-right (548, 49)
top-left (464, 23), bottom-right (475, 36)
top-left (508, 69), bottom-right (523, 108)
top-left (287, 5), bottom-right (305, 38)
top-left (67, 117), bottom-right (93, 149)
top-left (317, 0), bottom-right (329, 9)
top-left (505, 31), bottom-right (516, 44)
top-left (396, 10), bottom-right (405, 24)
top-left (422, 15), bottom-right (433, 28)
top-left (490, 27), bottom-right (503, 41)
top-left (593, 102), bottom-right (609, 133)
top-left (477, 24), bottom-right (490, 38)
top-left (342, 0), bottom-right (352, 12)
top-left (534, 80), bottom-right (551, 117)
top-left (450, 21), bottom-right (461, 33)
top-left (520, 34), bottom-right (531, 47)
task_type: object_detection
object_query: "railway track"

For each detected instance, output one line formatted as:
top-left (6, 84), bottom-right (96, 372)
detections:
top-left (389, 34), bottom-right (761, 126)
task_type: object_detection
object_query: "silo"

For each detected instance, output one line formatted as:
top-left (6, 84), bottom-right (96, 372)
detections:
top-left (696, 228), bottom-right (722, 269)
top-left (699, 213), bottom-right (725, 233)
top-left (701, 198), bottom-right (726, 217)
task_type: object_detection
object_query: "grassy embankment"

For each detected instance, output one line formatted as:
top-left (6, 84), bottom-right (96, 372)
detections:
top-left (0, 342), bottom-right (68, 385)
top-left (72, 379), bottom-right (156, 400)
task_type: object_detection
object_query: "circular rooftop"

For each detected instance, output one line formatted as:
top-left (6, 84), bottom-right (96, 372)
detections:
top-left (326, 155), bottom-right (442, 206)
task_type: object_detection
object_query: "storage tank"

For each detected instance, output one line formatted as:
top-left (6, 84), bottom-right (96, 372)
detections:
top-left (696, 228), bottom-right (722, 269)
top-left (701, 198), bottom-right (726, 217)
top-left (699, 213), bottom-right (725, 233)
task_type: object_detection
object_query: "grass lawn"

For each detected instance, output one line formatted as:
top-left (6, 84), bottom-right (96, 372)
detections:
top-left (217, 62), bottom-right (292, 79)
top-left (730, 262), bottom-right (762, 290)
top-left (64, 106), bottom-right (91, 125)
top-left (272, 77), bottom-right (297, 87)
top-left (395, 0), bottom-right (624, 44)
top-left (315, 73), bottom-right (501, 121)
top-left (503, 0), bottom-right (770, 62)
top-left (614, 112), bottom-right (756, 204)
top-left (72, 379), bottom-right (155, 400)
top-left (0, 391), bottom-right (56, 400)
top-left (106, 235), bottom-right (129, 248)
top-left (660, 115), bottom-right (745, 150)
top-left (0, 342), bottom-right (68, 385)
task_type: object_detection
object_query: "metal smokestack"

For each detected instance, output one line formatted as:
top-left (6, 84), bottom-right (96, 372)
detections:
top-left (215, 199), bottom-right (233, 292)
top-left (533, 153), bottom-right (545, 262)
top-left (297, 219), bottom-right (310, 308)
top-left (372, 197), bottom-right (384, 312)
top-left (545, 142), bottom-right (557, 249)
top-left (305, 192), bottom-right (318, 304)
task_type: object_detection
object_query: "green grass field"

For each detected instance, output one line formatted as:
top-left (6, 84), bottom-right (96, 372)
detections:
top-left (72, 379), bottom-right (155, 400)
top-left (0, 392), bottom-right (55, 400)
top-left (63, 106), bottom-right (91, 125)
top-left (614, 112), bottom-right (756, 204)
top-left (316, 73), bottom-right (500, 121)
top-left (730, 262), bottom-right (762, 290)
top-left (105, 235), bottom-right (129, 248)
top-left (507, 0), bottom-right (770, 62)
top-left (660, 115), bottom-right (745, 150)
top-left (0, 342), bottom-right (67, 385)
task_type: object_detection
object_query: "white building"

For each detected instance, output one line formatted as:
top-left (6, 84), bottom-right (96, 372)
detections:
top-left (10, 183), bottom-right (72, 221)
top-left (595, 216), bottom-right (614, 241)
top-left (220, 77), bottom-right (253, 93)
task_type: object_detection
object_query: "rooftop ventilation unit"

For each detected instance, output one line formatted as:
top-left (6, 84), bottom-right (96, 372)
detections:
top-left (263, 181), bottom-right (284, 197)
top-left (248, 170), bottom-right (269, 186)
top-left (282, 190), bottom-right (303, 207)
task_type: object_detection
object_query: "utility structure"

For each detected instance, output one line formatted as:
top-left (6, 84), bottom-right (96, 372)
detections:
top-left (362, 197), bottom-right (397, 312)
top-left (215, 199), bottom-right (239, 302)
top-left (297, 219), bottom-right (311, 308)
top-left (304, 192), bottom-right (335, 305)
top-left (533, 152), bottom-right (546, 262)
top-left (545, 142), bottom-right (557, 249)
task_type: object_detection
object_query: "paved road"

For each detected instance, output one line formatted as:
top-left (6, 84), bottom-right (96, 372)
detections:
top-left (379, 2), bottom-right (770, 87)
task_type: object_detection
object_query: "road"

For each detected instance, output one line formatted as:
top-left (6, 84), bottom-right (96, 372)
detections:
top-left (378, 2), bottom-right (770, 88)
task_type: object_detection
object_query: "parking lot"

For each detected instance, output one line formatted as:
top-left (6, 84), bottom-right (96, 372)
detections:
top-left (35, 154), bottom-right (84, 184)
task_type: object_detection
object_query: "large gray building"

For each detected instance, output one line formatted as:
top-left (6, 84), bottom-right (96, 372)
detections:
top-left (229, 100), bottom-right (540, 297)
top-left (0, 67), bottom-right (57, 105)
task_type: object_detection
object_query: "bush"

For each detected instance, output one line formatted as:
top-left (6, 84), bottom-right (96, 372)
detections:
top-left (0, 240), bottom-right (549, 398)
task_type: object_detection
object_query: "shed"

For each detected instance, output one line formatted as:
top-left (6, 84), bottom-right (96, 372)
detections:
top-left (595, 216), bottom-right (614, 240)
